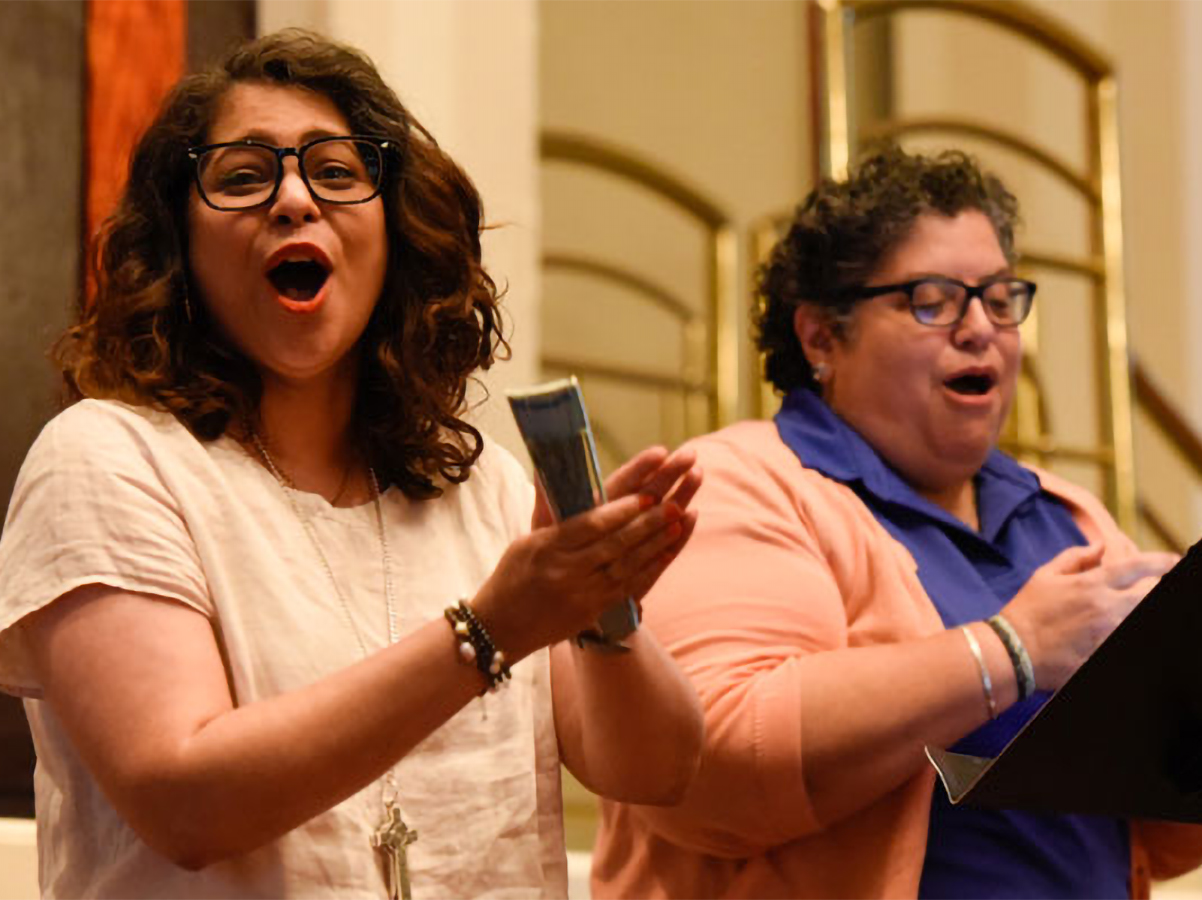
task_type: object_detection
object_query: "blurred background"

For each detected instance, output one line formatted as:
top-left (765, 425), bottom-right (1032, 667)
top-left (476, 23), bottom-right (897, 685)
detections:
top-left (3, 0), bottom-right (1202, 895)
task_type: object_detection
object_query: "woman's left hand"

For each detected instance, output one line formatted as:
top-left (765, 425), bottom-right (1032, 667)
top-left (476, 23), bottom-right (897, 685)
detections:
top-left (531, 445), bottom-right (702, 621)
top-left (471, 446), bottom-right (702, 663)
top-left (532, 445), bottom-right (703, 532)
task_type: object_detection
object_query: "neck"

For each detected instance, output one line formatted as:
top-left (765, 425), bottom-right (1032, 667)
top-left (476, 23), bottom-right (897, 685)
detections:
top-left (255, 366), bottom-right (364, 502)
top-left (918, 479), bottom-right (979, 531)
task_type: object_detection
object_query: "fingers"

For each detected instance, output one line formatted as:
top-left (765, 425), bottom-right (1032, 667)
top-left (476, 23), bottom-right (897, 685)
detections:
top-left (598, 511), bottom-right (696, 609)
top-left (636, 448), bottom-right (698, 505)
top-left (1103, 552), bottom-right (1179, 591)
top-left (1047, 543), bottom-right (1105, 574)
top-left (601, 508), bottom-right (695, 585)
top-left (554, 493), bottom-right (650, 549)
top-left (604, 446), bottom-right (670, 500)
top-left (605, 446), bottom-right (699, 507)
top-left (554, 446), bottom-right (700, 549)
top-left (582, 501), bottom-right (685, 570)
top-left (664, 463), bottom-right (703, 512)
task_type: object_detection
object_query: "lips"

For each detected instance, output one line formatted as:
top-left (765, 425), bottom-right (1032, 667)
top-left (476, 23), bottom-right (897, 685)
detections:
top-left (943, 367), bottom-right (998, 397)
top-left (264, 243), bottom-right (333, 311)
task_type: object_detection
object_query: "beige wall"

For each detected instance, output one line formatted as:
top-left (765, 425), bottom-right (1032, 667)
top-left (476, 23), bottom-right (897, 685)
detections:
top-left (540, 0), bottom-right (810, 473)
top-left (0, 819), bottom-right (36, 900)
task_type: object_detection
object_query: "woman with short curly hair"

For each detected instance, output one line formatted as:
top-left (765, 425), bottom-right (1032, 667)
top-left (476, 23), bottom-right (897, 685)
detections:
top-left (0, 30), bottom-right (703, 899)
top-left (592, 147), bottom-right (1202, 899)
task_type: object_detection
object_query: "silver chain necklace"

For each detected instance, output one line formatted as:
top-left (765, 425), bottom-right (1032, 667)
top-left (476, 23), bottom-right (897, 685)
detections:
top-left (250, 433), bottom-right (415, 900)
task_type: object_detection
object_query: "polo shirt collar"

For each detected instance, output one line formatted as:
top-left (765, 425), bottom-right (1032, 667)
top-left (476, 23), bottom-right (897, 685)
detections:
top-left (774, 388), bottom-right (1043, 541)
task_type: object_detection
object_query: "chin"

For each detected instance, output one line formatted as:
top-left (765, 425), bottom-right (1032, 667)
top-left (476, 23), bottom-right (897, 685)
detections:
top-left (938, 431), bottom-right (997, 473)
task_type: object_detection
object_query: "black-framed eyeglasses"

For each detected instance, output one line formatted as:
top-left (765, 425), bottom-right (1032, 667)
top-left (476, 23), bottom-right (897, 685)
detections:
top-left (188, 136), bottom-right (393, 212)
top-left (843, 276), bottom-right (1037, 328)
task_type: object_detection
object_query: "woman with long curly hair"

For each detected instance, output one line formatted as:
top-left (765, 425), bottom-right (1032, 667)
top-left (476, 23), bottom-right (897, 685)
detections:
top-left (0, 30), bottom-right (703, 899)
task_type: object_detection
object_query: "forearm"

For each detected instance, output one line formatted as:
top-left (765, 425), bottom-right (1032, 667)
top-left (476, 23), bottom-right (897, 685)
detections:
top-left (630, 622), bottom-right (1017, 856)
top-left (552, 629), bottom-right (703, 805)
top-left (173, 621), bottom-right (486, 863)
top-left (34, 588), bottom-right (484, 869)
top-left (797, 622), bottom-right (1016, 826)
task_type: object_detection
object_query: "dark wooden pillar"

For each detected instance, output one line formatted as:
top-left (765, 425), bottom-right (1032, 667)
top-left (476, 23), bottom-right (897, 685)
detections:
top-left (0, 0), bottom-right (253, 819)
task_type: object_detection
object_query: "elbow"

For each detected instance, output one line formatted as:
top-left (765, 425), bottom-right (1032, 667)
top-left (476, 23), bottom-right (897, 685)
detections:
top-left (133, 821), bottom-right (227, 872)
top-left (170, 850), bottom-right (217, 874)
top-left (584, 757), bottom-right (697, 806)
top-left (134, 812), bottom-right (240, 872)
top-left (639, 756), bottom-right (699, 807)
top-left (641, 683), bottom-right (706, 806)
top-left (115, 783), bottom-right (252, 872)
top-left (590, 715), bottom-right (705, 807)
top-left (642, 716), bottom-right (705, 807)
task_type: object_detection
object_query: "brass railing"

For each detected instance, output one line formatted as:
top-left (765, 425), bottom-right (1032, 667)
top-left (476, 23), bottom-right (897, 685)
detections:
top-left (1130, 361), bottom-right (1202, 553)
top-left (539, 131), bottom-right (739, 458)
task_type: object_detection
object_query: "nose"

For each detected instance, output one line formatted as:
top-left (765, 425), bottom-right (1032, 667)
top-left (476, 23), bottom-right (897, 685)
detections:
top-left (951, 295), bottom-right (998, 351)
top-left (269, 159), bottom-right (320, 225)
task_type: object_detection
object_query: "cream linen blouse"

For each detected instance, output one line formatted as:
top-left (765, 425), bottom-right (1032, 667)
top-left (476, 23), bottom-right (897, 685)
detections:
top-left (0, 399), bottom-right (567, 899)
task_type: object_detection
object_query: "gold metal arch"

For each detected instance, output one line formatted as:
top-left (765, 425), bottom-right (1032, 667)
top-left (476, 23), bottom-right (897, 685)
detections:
top-left (540, 131), bottom-right (740, 433)
top-left (860, 119), bottom-right (1098, 205)
top-left (812, 0), bottom-right (1138, 534)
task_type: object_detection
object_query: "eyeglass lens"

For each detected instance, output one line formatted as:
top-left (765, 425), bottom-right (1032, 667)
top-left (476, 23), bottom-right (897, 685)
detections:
top-left (196, 140), bottom-right (383, 210)
top-left (911, 279), bottom-right (1033, 327)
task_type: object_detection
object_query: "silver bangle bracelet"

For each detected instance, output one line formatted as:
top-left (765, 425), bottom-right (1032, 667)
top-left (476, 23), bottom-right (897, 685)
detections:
top-left (960, 626), bottom-right (998, 720)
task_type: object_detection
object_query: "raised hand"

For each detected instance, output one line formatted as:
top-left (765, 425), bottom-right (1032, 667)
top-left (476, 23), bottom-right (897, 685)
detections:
top-left (475, 446), bottom-right (702, 662)
top-left (999, 545), bottom-right (1178, 691)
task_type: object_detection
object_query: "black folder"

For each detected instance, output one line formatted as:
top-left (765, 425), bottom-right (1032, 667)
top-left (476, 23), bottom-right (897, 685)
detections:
top-left (926, 539), bottom-right (1202, 822)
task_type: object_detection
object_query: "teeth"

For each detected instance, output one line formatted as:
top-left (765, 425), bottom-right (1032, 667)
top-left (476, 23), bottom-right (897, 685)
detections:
top-left (272, 252), bottom-right (327, 269)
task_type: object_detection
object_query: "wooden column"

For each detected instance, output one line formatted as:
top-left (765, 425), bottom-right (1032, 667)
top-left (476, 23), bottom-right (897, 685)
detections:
top-left (85, 0), bottom-right (187, 244)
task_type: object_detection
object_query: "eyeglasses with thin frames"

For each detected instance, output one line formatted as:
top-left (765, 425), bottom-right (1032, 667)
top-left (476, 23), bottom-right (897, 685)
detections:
top-left (188, 136), bottom-right (394, 212)
top-left (841, 276), bottom-right (1037, 328)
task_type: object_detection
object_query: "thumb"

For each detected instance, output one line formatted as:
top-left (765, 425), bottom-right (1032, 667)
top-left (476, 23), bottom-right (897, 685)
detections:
top-left (1047, 543), bottom-right (1105, 574)
top-left (531, 479), bottom-right (556, 530)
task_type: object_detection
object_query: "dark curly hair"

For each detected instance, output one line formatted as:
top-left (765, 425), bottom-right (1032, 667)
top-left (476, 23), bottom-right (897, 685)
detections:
top-left (54, 29), bottom-right (507, 500)
top-left (755, 146), bottom-right (1019, 394)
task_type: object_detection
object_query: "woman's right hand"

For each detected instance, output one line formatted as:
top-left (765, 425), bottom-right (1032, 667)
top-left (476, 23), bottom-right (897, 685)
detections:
top-left (470, 447), bottom-right (700, 662)
top-left (999, 544), bottom-right (1178, 692)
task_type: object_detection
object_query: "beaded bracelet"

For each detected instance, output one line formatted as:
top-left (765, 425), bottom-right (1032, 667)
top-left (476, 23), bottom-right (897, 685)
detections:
top-left (986, 614), bottom-right (1036, 701)
top-left (444, 600), bottom-right (511, 693)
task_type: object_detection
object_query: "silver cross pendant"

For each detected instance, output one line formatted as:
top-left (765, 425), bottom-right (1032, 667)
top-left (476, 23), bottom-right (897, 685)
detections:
top-left (371, 801), bottom-right (417, 900)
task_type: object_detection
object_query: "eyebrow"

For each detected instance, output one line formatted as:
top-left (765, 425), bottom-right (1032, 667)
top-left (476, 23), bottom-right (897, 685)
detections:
top-left (902, 268), bottom-right (1016, 282)
top-left (229, 128), bottom-right (345, 145)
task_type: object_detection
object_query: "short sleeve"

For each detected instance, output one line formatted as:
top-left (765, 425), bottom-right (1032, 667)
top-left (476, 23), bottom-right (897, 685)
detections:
top-left (0, 401), bottom-right (213, 698)
top-left (621, 428), bottom-right (840, 856)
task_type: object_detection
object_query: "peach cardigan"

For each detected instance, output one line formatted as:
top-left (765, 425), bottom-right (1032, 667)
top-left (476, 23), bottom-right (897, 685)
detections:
top-left (591, 420), bottom-right (1202, 899)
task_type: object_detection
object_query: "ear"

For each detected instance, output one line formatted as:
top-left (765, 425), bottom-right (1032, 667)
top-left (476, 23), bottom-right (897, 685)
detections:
top-left (792, 304), bottom-right (838, 371)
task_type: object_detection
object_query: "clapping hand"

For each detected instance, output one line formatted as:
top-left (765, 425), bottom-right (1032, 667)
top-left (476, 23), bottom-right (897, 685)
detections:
top-left (474, 446), bottom-right (702, 662)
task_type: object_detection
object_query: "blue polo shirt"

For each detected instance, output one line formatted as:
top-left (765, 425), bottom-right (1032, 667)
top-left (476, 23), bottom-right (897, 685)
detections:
top-left (775, 388), bottom-right (1130, 899)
